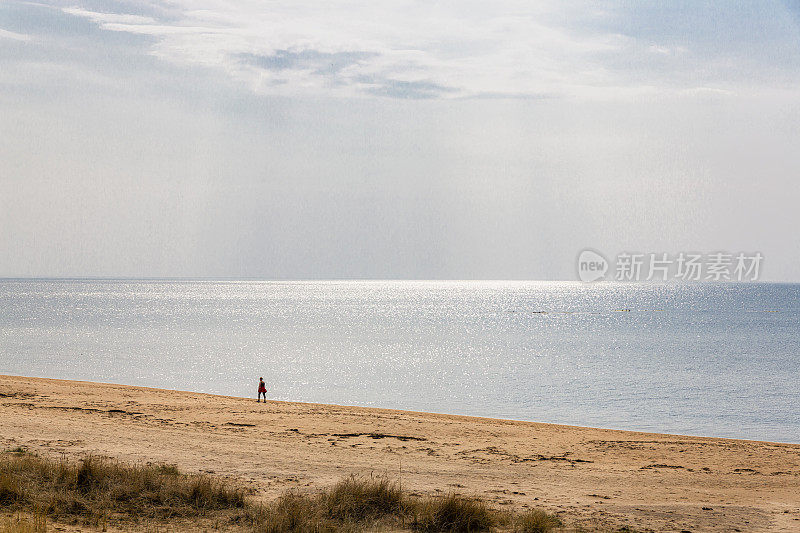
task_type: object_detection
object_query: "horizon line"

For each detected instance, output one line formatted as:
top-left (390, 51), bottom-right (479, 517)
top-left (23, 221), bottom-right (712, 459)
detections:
top-left (1, 277), bottom-right (798, 285)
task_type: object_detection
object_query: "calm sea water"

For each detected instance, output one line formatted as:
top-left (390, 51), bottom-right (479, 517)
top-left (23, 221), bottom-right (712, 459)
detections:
top-left (1, 280), bottom-right (798, 442)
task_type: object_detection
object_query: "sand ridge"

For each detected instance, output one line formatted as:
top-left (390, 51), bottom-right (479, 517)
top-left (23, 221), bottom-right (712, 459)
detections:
top-left (1, 375), bottom-right (799, 532)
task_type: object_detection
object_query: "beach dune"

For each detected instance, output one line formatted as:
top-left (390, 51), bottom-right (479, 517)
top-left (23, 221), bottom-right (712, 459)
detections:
top-left (1, 374), bottom-right (799, 532)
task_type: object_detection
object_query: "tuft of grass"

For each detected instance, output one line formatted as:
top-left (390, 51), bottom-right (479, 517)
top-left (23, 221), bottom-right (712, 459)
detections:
top-left (0, 470), bottom-right (24, 505)
top-left (514, 509), bottom-right (562, 533)
top-left (247, 475), bottom-right (403, 533)
top-left (3, 452), bottom-right (581, 532)
top-left (0, 513), bottom-right (46, 533)
top-left (0, 453), bottom-right (245, 526)
top-left (248, 492), bottom-right (340, 533)
top-left (155, 463), bottom-right (181, 476)
top-left (410, 492), bottom-right (496, 532)
top-left (325, 475), bottom-right (404, 521)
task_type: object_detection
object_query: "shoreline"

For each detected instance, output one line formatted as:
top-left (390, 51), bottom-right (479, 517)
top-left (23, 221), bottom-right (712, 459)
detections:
top-left (2, 374), bottom-right (800, 531)
top-left (3, 373), bottom-right (794, 446)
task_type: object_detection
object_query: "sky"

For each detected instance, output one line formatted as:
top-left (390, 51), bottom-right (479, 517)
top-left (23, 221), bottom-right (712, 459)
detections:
top-left (1, 1), bottom-right (800, 280)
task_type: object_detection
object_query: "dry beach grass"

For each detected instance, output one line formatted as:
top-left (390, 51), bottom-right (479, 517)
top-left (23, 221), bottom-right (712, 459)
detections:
top-left (0, 453), bottom-right (557, 532)
top-left (1, 375), bottom-right (799, 531)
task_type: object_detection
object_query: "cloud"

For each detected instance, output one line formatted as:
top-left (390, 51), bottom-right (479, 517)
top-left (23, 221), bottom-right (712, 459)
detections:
top-left (0, 28), bottom-right (31, 41)
top-left (61, 8), bottom-right (156, 25)
top-left (50, 1), bottom-right (629, 98)
top-left (239, 50), bottom-right (375, 74)
top-left (3, 3), bottom-right (800, 280)
top-left (33, 1), bottom-right (800, 99)
top-left (679, 86), bottom-right (736, 99)
top-left (363, 79), bottom-right (457, 99)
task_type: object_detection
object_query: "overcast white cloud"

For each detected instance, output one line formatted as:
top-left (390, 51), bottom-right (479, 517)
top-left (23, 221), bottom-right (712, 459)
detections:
top-left (0, 27), bottom-right (30, 41)
top-left (1, 1), bottom-right (800, 279)
top-left (44, 1), bottom-right (800, 99)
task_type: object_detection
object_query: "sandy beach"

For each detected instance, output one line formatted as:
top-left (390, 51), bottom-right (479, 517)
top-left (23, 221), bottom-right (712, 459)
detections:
top-left (1, 374), bottom-right (799, 532)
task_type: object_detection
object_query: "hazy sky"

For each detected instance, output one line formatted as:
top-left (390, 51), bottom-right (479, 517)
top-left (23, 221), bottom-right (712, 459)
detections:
top-left (1, 1), bottom-right (800, 280)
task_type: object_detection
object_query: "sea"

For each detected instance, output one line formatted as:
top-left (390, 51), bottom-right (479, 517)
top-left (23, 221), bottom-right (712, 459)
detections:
top-left (1, 279), bottom-right (798, 443)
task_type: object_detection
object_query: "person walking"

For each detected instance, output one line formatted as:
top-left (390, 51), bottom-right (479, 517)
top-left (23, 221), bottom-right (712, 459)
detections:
top-left (257, 377), bottom-right (267, 402)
